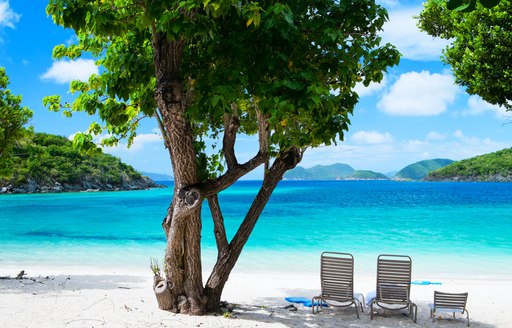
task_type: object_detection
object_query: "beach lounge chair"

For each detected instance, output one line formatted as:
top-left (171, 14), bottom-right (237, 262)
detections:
top-left (312, 252), bottom-right (364, 318)
top-left (370, 254), bottom-right (417, 322)
top-left (429, 291), bottom-right (470, 326)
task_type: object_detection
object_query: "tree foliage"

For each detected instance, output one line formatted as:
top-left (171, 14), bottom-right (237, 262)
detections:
top-left (419, 0), bottom-right (512, 110)
top-left (44, 0), bottom-right (400, 314)
top-left (0, 67), bottom-right (33, 174)
top-left (433, 0), bottom-right (501, 12)
top-left (45, 0), bottom-right (400, 174)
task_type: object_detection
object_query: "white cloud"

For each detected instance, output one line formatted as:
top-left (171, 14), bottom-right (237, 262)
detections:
top-left (381, 7), bottom-right (450, 61)
top-left (68, 130), bottom-right (163, 153)
top-left (378, 71), bottom-right (459, 116)
top-left (354, 76), bottom-right (388, 97)
top-left (0, 1), bottom-right (20, 28)
top-left (351, 130), bottom-right (393, 144)
top-left (426, 131), bottom-right (447, 141)
top-left (463, 96), bottom-right (510, 119)
top-left (104, 132), bottom-right (163, 153)
top-left (41, 59), bottom-right (98, 84)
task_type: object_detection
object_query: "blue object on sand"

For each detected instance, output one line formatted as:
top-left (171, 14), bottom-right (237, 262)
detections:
top-left (285, 297), bottom-right (328, 308)
top-left (411, 280), bottom-right (442, 285)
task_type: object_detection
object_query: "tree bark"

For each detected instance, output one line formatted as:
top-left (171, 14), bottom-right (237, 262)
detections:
top-left (152, 31), bottom-right (205, 315)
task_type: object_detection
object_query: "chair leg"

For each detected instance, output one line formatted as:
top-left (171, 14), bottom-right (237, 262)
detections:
top-left (354, 301), bottom-right (360, 319)
top-left (311, 297), bottom-right (316, 314)
top-left (466, 310), bottom-right (470, 327)
top-left (360, 294), bottom-right (366, 313)
top-left (370, 301), bottom-right (374, 320)
top-left (411, 304), bottom-right (417, 323)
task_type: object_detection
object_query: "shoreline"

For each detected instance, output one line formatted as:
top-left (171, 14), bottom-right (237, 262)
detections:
top-left (1, 264), bottom-right (511, 327)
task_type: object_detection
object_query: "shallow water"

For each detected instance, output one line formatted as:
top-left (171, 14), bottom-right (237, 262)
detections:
top-left (1, 180), bottom-right (511, 278)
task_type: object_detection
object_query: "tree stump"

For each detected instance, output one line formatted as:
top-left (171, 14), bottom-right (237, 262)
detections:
top-left (153, 275), bottom-right (173, 310)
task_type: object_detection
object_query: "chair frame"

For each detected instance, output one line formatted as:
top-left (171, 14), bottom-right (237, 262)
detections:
top-left (312, 252), bottom-right (364, 318)
top-left (370, 254), bottom-right (417, 322)
top-left (429, 291), bottom-right (470, 326)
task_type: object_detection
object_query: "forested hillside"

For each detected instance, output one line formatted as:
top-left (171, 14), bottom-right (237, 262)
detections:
top-left (425, 148), bottom-right (512, 182)
top-left (0, 133), bottom-right (161, 193)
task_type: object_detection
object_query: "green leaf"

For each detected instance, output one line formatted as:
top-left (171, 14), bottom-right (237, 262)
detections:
top-left (480, 0), bottom-right (500, 8)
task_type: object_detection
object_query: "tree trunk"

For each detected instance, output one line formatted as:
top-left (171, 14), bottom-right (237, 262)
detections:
top-left (152, 32), bottom-right (205, 315)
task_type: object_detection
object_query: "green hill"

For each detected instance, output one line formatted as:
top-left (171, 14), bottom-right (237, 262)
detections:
top-left (425, 148), bottom-right (512, 182)
top-left (394, 159), bottom-right (454, 181)
top-left (284, 163), bottom-right (355, 180)
top-left (349, 170), bottom-right (389, 180)
top-left (0, 132), bottom-right (161, 193)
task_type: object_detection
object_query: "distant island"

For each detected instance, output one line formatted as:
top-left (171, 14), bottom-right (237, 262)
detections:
top-left (394, 159), bottom-right (454, 181)
top-left (284, 158), bottom-right (481, 181)
top-left (425, 148), bottom-right (512, 182)
top-left (0, 133), bottom-right (163, 194)
top-left (284, 163), bottom-right (389, 180)
top-left (140, 171), bottom-right (173, 182)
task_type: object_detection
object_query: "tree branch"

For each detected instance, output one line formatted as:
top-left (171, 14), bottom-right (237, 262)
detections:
top-left (207, 195), bottom-right (229, 256)
top-left (154, 108), bottom-right (170, 149)
top-left (229, 147), bottom-right (302, 254)
top-left (223, 105), bottom-right (240, 170)
top-left (204, 146), bottom-right (302, 295)
top-left (201, 106), bottom-right (270, 196)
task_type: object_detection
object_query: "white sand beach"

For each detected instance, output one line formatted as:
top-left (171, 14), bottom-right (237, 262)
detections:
top-left (1, 265), bottom-right (511, 328)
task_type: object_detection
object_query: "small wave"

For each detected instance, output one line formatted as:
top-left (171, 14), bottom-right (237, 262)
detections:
top-left (22, 231), bottom-right (165, 242)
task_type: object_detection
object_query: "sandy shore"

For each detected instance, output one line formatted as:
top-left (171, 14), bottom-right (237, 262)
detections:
top-left (1, 265), bottom-right (510, 328)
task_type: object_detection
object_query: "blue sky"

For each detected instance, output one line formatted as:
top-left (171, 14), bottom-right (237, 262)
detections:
top-left (1, 1), bottom-right (510, 178)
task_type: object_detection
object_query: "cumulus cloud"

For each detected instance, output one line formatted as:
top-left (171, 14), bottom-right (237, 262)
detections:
top-left (0, 1), bottom-right (20, 28)
top-left (104, 132), bottom-right (163, 153)
top-left (463, 96), bottom-right (510, 119)
top-left (68, 130), bottom-right (163, 153)
top-left (381, 7), bottom-right (450, 61)
top-left (353, 76), bottom-right (388, 97)
top-left (426, 131), bottom-right (447, 141)
top-left (41, 59), bottom-right (98, 84)
top-left (351, 130), bottom-right (393, 144)
top-left (378, 71), bottom-right (459, 116)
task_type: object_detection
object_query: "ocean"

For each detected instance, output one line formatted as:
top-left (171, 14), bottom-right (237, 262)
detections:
top-left (1, 181), bottom-right (511, 279)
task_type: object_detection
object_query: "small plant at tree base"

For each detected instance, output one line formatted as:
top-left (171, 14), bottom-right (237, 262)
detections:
top-left (223, 312), bottom-right (234, 319)
top-left (149, 258), bottom-right (161, 277)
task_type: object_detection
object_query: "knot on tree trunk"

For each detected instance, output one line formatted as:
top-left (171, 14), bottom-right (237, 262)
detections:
top-left (178, 295), bottom-right (191, 314)
top-left (153, 275), bottom-right (173, 311)
top-left (177, 186), bottom-right (201, 207)
top-left (282, 146), bottom-right (302, 170)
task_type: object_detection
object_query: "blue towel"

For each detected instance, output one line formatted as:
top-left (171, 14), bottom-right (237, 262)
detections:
top-left (411, 280), bottom-right (442, 285)
top-left (285, 297), bottom-right (328, 308)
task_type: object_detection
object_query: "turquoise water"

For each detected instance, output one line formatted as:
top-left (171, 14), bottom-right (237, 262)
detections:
top-left (1, 181), bottom-right (511, 278)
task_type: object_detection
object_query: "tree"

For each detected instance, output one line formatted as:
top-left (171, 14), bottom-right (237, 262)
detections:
top-left (433, 0), bottom-right (501, 12)
top-left (419, 0), bottom-right (512, 110)
top-left (45, 0), bottom-right (400, 314)
top-left (0, 67), bottom-right (33, 175)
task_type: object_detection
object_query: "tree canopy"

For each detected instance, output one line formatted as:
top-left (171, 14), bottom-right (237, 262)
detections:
top-left (419, 0), bottom-right (512, 110)
top-left (0, 67), bottom-right (33, 174)
top-left (45, 0), bottom-right (400, 174)
top-left (45, 0), bottom-right (400, 314)
top-left (433, 0), bottom-right (502, 12)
